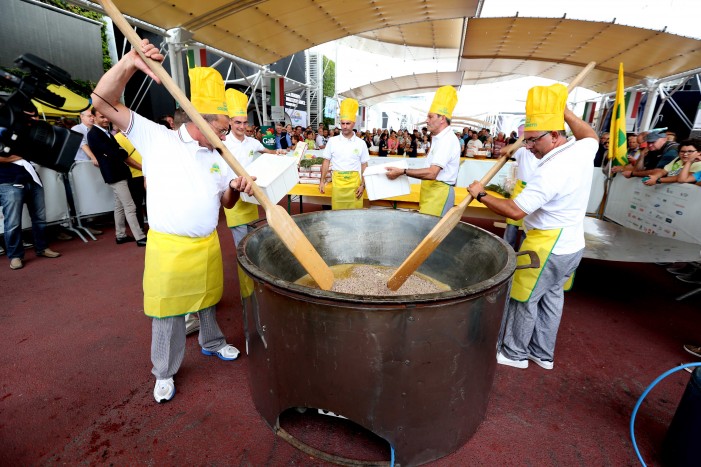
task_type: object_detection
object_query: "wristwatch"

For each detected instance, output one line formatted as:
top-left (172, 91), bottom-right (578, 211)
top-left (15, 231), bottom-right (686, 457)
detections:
top-left (476, 191), bottom-right (488, 202)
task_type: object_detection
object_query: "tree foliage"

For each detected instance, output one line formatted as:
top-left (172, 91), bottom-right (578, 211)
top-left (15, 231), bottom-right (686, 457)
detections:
top-left (322, 56), bottom-right (335, 127)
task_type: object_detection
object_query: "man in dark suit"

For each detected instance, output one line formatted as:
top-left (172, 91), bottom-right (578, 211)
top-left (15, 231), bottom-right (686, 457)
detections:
top-left (87, 109), bottom-right (146, 246)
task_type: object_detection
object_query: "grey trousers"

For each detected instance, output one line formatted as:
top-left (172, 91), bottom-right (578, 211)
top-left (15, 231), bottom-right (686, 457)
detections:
top-left (498, 248), bottom-right (583, 362)
top-left (109, 180), bottom-right (145, 240)
top-left (151, 305), bottom-right (227, 379)
top-left (230, 225), bottom-right (248, 247)
top-left (440, 186), bottom-right (456, 217)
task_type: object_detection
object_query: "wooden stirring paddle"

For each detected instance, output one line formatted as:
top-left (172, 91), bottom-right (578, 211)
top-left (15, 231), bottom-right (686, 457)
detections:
top-left (98, 0), bottom-right (334, 290)
top-left (387, 61), bottom-right (597, 291)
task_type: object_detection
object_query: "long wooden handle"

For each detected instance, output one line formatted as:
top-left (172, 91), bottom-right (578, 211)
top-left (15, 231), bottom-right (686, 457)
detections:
top-left (386, 61), bottom-right (597, 291)
top-left (99, 0), bottom-right (273, 210)
top-left (99, 0), bottom-right (334, 290)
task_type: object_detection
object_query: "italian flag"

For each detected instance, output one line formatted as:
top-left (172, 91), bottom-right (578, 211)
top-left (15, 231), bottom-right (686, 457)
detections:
top-left (582, 101), bottom-right (597, 124)
top-left (270, 77), bottom-right (284, 107)
top-left (625, 90), bottom-right (643, 127)
top-left (186, 48), bottom-right (207, 69)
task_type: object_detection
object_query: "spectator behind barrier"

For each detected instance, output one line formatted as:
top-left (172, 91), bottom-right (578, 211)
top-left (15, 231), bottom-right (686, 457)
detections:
top-left (622, 130), bottom-right (679, 179)
top-left (675, 139), bottom-right (701, 186)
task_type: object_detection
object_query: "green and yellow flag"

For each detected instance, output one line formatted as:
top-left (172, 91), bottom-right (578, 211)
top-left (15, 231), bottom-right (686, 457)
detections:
top-left (608, 63), bottom-right (628, 166)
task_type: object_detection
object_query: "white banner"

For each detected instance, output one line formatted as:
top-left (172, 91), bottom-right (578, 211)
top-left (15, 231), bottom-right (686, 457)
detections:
top-left (270, 105), bottom-right (285, 121)
top-left (285, 108), bottom-right (307, 128)
top-left (605, 176), bottom-right (701, 245)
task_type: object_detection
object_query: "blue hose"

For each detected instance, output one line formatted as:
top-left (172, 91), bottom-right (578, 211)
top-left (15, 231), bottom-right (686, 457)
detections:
top-left (630, 362), bottom-right (701, 466)
top-left (390, 446), bottom-right (395, 467)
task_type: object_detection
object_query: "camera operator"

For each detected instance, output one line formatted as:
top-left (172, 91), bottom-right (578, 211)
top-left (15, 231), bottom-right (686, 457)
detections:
top-left (0, 105), bottom-right (61, 270)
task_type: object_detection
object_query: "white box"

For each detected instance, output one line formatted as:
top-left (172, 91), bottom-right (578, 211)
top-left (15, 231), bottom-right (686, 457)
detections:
top-left (241, 154), bottom-right (300, 205)
top-left (363, 160), bottom-right (410, 201)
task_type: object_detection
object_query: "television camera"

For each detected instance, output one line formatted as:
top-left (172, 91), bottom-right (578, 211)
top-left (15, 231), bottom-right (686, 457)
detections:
top-left (0, 53), bottom-right (86, 172)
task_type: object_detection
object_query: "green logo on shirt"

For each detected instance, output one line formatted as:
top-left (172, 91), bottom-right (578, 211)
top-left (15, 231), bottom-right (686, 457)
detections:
top-left (210, 163), bottom-right (221, 174)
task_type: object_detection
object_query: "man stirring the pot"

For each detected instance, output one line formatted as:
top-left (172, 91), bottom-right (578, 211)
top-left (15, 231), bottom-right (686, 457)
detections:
top-left (91, 40), bottom-right (253, 403)
top-left (385, 86), bottom-right (461, 216)
top-left (467, 84), bottom-right (598, 370)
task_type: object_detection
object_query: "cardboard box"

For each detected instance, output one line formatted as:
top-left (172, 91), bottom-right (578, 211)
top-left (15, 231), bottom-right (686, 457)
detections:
top-left (241, 154), bottom-right (300, 205)
top-left (363, 160), bottom-right (410, 201)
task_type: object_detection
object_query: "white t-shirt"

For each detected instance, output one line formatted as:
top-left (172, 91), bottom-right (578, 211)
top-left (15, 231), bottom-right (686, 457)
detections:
top-left (223, 134), bottom-right (265, 169)
top-left (72, 123), bottom-right (92, 161)
top-left (513, 147), bottom-right (539, 183)
top-left (427, 125), bottom-right (461, 184)
top-left (467, 138), bottom-right (484, 150)
top-left (315, 134), bottom-right (326, 148)
top-left (126, 112), bottom-right (235, 238)
top-left (513, 137), bottom-right (597, 255)
top-left (322, 134), bottom-right (370, 172)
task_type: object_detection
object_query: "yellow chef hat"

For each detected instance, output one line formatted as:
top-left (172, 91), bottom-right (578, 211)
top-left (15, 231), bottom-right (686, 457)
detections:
top-left (339, 98), bottom-right (359, 122)
top-left (188, 67), bottom-right (228, 115)
top-left (524, 83), bottom-right (567, 131)
top-left (225, 89), bottom-right (248, 118)
top-left (429, 85), bottom-right (458, 120)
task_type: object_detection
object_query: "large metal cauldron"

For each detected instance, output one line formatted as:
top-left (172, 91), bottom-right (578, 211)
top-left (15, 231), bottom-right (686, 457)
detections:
top-left (238, 209), bottom-right (516, 466)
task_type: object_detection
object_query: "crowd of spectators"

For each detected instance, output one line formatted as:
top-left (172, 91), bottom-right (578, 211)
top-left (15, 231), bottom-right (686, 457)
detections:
top-left (261, 123), bottom-right (520, 160)
top-left (603, 129), bottom-right (701, 187)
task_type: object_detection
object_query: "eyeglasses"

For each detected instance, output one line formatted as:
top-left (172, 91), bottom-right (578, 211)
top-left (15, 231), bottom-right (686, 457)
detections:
top-left (523, 132), bottom-right (550, 146)
top-left (209, 123), bottom-right (230, 137)
top-left (679, 150), bottom-right (699, 154)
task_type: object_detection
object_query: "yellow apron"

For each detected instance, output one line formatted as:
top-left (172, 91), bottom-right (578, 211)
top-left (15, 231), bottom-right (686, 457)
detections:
top-left (224, 198), bottom-right (259, 228)
top-left (237, 265), bottom-right (255, 299)
top-left (419, 180), bottom-right (451, 217)
top-left (143, 230), bottom-right (224, 318)
top-left (505, 180), bottom-right (526, 227)
top-left (510, 228), bottom-right (575, 302)
top-left (331, 171), bottom-right (363, 210)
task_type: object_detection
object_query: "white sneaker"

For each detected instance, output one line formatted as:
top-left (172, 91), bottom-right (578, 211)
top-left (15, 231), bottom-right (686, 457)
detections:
top-left (154, 377), bottom-right (175, 403)
top-left (201, 344), bottom-right (240, 361)
top-left (185, 318), bottom-right (200, 336)
top-left (527, 355), bottom-right (554, 370)
top-left (497, 350), bottom-right (528, 369)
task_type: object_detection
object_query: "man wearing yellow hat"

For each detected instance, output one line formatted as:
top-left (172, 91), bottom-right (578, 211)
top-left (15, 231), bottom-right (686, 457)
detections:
top-left (467, 83), bottom-right (598, 371)
top-left (319, 98), bottom-right (369, 210)
top-left (385, 85), bottom-right (461, 216)
top-left (223, 88), bottom-right (286, 246)
top-left (92, 40), bottom-right (253, 403)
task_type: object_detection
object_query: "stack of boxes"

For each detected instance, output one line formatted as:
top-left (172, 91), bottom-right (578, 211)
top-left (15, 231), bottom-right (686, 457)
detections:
top-left (298, 157), bottom-right (332, 185)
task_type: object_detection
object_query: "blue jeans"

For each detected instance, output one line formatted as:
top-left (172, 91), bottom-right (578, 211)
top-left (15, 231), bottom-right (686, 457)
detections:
top-left (0, 181), bottom-right (48, 259)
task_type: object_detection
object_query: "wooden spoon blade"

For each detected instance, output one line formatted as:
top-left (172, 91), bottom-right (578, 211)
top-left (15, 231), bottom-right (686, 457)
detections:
top-left (98, 0), bottom-right (334, 290)
top-left (265, 205), bottom-right (334, 290)
top-left (387, 204), bottom-right (463, 291)
top-left (386, 61), bottom-right (597, 291)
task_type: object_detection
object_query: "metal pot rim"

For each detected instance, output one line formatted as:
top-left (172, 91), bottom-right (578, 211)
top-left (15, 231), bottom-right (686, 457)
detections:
top-left (238, 210), bottom-right (517, 305)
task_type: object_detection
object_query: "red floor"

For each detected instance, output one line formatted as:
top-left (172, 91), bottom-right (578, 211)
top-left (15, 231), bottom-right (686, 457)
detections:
top-left (1, 205), bottom-right (699, 466)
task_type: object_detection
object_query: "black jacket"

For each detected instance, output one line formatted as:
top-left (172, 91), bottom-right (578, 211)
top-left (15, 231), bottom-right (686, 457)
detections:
top-left (87, 126), bottom-right (131, 184)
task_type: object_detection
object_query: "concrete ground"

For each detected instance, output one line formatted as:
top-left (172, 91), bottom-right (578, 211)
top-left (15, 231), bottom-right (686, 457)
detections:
top-left (1, 206), bottom-right (699, 465)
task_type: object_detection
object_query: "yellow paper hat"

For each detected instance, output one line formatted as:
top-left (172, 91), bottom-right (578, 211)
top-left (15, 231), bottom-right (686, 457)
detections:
top-left (339, 98), bottom-right (359, 122)
top-left (188, 67), bottom-right (228, 115)
top-left (429, 85), bottom-right (458, 119)
top-left (225, 89), bottom-right (248, 118)
top-left (524, 84), bottom-right (567, 131)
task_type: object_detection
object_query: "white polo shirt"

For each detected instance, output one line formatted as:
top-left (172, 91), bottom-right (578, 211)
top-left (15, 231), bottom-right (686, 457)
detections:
top-left (513, 137), bottom-right (597, 255)
top-left (72, 123), bottom-right (92, 161)
top-left (513, 147), bottom-right (539, 183)
top-left (223, 134), bottom-right (265, 169)
top-left (125, 112), bottom-right (235, 238)
top-left (322, 133), bottom-right (369, 172)
top-left (427, 125), bottom-right (461, 184)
